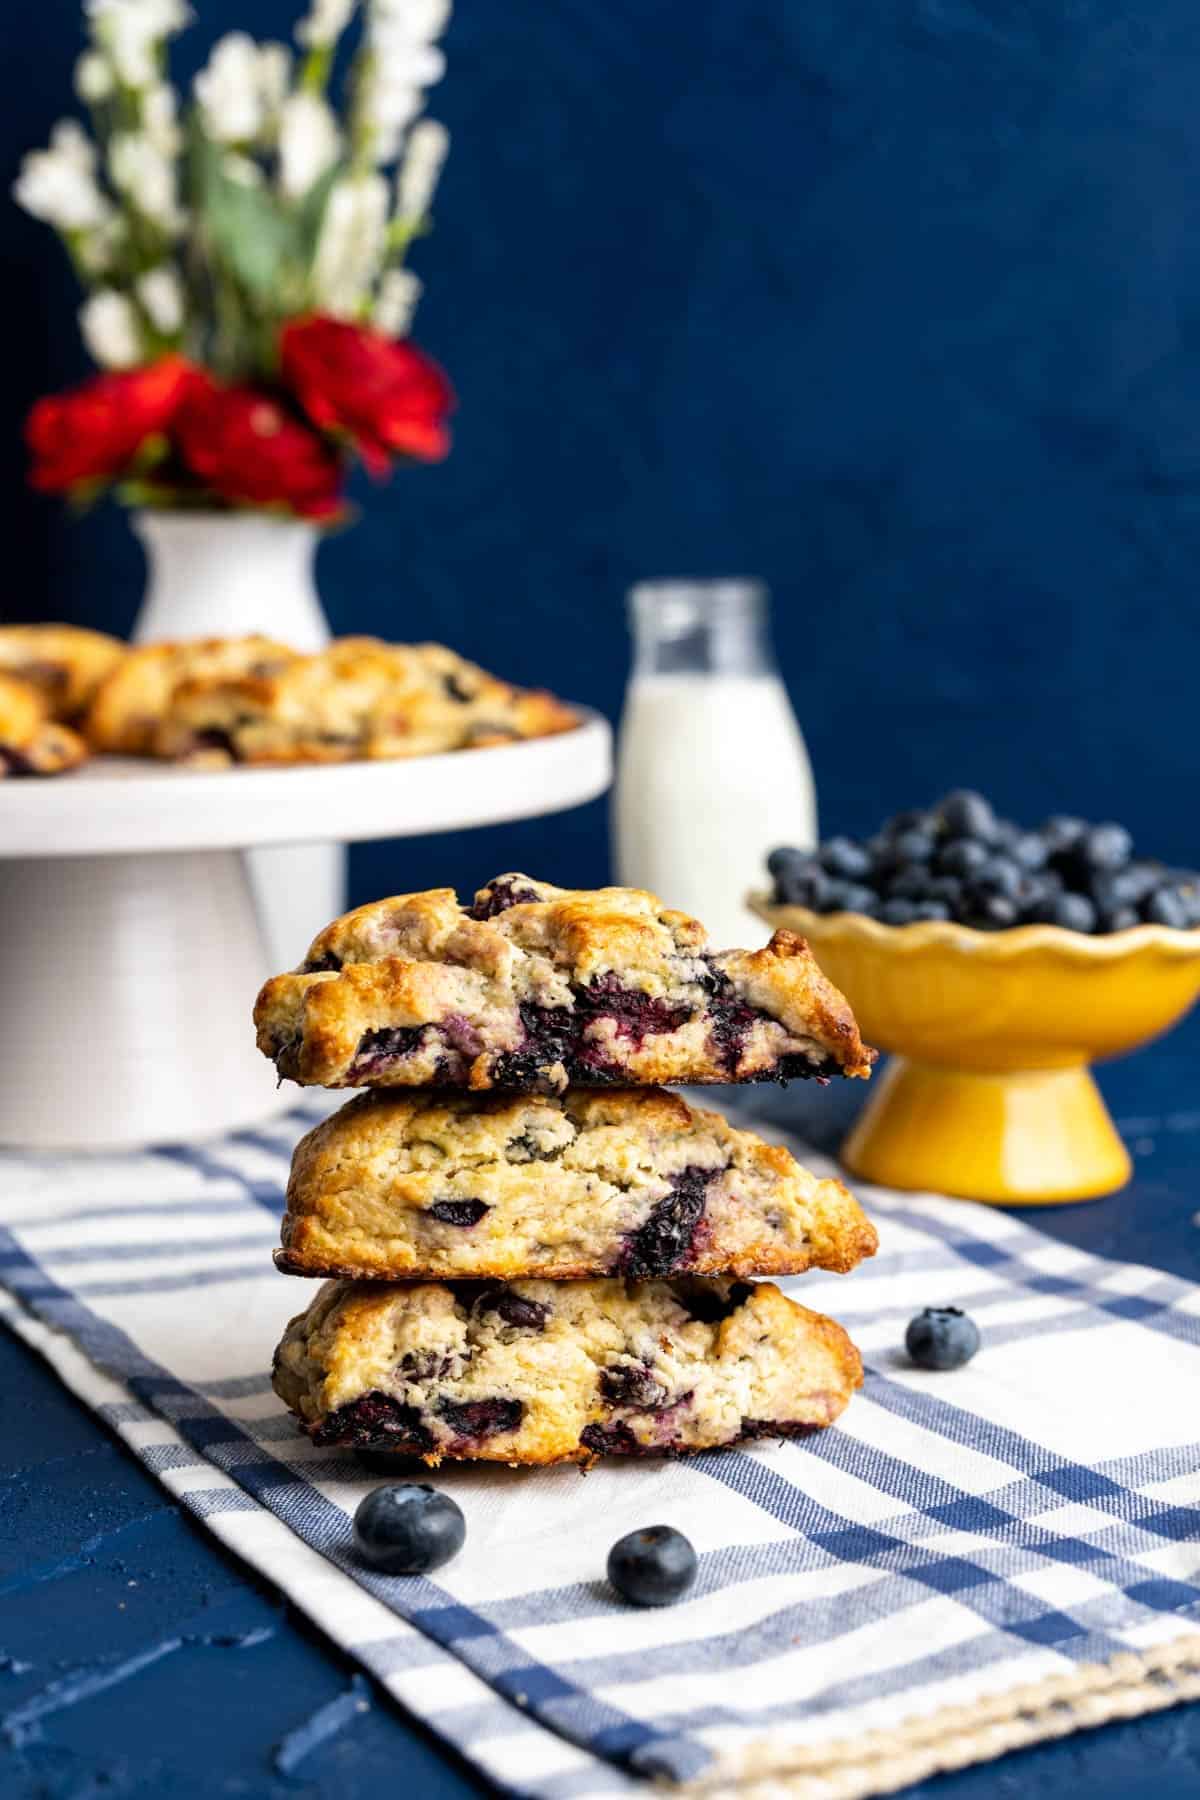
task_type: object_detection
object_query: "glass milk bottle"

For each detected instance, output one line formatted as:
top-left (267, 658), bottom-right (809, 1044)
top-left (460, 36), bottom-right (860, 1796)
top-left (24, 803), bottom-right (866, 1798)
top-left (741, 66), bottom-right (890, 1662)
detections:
top-left (613, 580), bottom-right (817, 948)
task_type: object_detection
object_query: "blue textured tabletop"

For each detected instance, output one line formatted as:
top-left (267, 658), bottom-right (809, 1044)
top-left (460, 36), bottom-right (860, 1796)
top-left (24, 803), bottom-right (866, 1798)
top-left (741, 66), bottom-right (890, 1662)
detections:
top-left (3, 1022), bottom-right (1199, 1800)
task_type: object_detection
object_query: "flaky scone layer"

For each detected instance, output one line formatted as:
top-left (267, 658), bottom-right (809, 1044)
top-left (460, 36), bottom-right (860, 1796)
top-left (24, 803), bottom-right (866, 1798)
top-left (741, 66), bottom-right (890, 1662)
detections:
top-left (273, 1276), bottom-right (863, 1466)
top-left (0, 623), bottom-right (125, 721)
top-left (150, 637), bottom-right (577, 764)
top-left (254, 874), bottom-right (876, 1093)
top-left (0, 672), bottom-right (88, 778)
top-left (278, 1086), bottom-right (877, 1280)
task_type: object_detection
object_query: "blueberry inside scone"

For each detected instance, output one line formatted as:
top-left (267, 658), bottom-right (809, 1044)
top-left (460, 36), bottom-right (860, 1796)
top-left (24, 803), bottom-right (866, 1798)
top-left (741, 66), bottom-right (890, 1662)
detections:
top-left (254, 874), bottom-right (876, 1093)
top-left (272, 1276), bottom-right (863, 1466)
top-left (276, 1086), bottom-right (877, 1281)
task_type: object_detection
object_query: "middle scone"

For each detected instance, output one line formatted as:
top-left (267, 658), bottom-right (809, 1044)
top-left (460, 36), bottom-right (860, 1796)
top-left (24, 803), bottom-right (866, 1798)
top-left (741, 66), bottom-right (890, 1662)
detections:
top-left (276, 1086), bottom-right (877, 1281)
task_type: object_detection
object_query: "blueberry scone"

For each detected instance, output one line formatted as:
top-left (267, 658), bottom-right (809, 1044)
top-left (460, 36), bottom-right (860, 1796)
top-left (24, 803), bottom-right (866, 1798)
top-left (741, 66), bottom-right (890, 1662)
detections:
top-left (0, 623), bottom-right (124, 720)
top-left (272, 1276), bottom-right (863, 1465)
top-left (84, 635), bottom-right (300, 754)
top-left (0, 672), bottom-right (88, 777)
top-left (150, 637), bottom-right (578, 764)
top-left (277, 1087), bottom-right (877, 1281)
top-left (254, 874), bottom-right (876, 1092)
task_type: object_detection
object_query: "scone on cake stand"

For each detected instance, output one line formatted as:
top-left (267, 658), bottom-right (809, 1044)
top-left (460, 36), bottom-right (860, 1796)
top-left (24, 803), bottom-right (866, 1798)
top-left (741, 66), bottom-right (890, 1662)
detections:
top-left (0, 722), bottom-right (609, 1152)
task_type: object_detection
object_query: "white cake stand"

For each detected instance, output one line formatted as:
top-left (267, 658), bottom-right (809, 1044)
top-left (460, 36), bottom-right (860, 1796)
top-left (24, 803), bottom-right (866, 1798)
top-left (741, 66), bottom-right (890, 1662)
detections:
top-left (0, 715), bottom-right (610, 1151)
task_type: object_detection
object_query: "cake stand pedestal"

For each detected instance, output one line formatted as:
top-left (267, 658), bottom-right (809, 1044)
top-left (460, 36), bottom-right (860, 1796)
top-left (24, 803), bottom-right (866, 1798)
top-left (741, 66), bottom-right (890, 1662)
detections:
top-left (0, 716), bottom-right (610, 1151)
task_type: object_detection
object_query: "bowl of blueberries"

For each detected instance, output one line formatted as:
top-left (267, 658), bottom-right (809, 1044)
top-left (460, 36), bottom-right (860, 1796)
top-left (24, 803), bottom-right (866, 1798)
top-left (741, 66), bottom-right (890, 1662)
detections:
top-left (753, 791), bottom-right (1200, 1205)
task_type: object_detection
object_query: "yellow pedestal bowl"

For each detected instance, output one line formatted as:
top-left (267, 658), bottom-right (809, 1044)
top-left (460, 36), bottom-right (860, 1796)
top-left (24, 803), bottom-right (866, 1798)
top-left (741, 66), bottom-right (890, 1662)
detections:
top-left (751, 896), bottom-right (1200, 1204)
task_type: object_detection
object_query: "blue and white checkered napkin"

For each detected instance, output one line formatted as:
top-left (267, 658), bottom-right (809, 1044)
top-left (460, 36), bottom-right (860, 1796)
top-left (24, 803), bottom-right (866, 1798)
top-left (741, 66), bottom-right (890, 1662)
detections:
top-left (3, 1104), bottom-right (1200, 1799)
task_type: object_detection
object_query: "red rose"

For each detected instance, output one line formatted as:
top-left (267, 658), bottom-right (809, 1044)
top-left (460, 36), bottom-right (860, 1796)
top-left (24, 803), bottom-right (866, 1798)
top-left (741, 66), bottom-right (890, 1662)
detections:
top-left (175, 382), bottom-right (344, 520)
top-left (26, 355), bottom-right (200, 493)
top-left (280, 315), bottom-right (453, 475)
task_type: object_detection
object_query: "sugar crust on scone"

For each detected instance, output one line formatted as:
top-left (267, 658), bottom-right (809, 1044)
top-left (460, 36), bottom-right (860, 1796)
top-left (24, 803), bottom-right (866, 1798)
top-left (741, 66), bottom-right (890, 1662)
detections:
top-left (0, 623), bottom-right (125, 721)
top-left (277, 1086), bottom-right (878, 1281)
top-left (149, 637), bottom-right (578, 765)
top-left (254, 874), bottom-right (876, 1093)
top-left (272, 1275), bottom-right (864, 1466)
top-left (0, 672), bottom-right (88, 777)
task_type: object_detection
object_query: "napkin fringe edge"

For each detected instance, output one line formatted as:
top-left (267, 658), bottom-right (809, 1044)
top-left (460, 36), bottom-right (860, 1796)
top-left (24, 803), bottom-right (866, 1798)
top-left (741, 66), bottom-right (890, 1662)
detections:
top-left (683, 1631), bottom-right (1200, 1797)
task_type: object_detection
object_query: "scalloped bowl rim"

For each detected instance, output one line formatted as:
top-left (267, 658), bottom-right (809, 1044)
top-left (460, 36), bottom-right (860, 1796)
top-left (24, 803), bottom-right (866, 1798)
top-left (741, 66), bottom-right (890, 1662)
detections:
top-left (749, 892), bottom-right (1200, 964)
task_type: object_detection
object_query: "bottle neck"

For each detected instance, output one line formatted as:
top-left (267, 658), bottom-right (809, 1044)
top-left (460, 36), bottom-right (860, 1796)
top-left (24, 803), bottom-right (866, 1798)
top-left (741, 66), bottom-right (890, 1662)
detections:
top-left (626, 580), bottom-right (777, 679)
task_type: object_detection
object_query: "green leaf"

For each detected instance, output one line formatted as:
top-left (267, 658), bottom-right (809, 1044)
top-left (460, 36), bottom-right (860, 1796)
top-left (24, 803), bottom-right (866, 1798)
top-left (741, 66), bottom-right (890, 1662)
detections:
top-left (199, 142), bottom-right (297, 303)
top-left (294, 160), bottom-right (344, 271)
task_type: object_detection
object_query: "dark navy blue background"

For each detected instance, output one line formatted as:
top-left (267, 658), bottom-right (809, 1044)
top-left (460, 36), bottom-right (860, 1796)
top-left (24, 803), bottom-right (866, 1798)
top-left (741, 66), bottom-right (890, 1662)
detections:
top-left (5, 3), bottom-right (1200, 1796)
top-left (7, 1), bottom-right (1200, 905)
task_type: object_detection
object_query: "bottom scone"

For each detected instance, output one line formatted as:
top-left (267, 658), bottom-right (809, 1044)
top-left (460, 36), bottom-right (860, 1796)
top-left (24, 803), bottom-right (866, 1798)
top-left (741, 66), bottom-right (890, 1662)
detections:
top-left (272, 1276), bottom-right (863, 1466)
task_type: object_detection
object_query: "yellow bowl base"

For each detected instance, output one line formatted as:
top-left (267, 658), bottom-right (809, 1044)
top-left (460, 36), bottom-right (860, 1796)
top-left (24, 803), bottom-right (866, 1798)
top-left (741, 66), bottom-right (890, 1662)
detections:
top-left (840, 1057), bottom-right (1132, 1204)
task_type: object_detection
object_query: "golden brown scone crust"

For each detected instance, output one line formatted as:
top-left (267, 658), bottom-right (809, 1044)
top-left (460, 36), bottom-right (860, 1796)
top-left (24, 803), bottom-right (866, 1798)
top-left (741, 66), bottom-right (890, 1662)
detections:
top-left (0, 624), bottom-right (124, 720)
top-left (272, 1275), bottom-right (864, 1466)
top-left (84, 636), bottom-right (300, 753)
top-left (254, 874), bottom-right (876, 1091)
top-left (278, 1086), bottom-right (877, 1280)
top-left (0, 672), bottom-right (88, 777)
top-left (151, 637), bottom-right (577, 764)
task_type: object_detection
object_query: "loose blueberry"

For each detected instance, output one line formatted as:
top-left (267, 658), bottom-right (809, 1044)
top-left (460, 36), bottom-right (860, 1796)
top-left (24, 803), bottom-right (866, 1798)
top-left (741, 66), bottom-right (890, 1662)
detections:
top-left (1080, 823), bottom-right (1133, 872)
top-left (825, 881), bottom-right (878, 916)
top-left (892, 828), bottom-right (937, 864)
top-left (766, 846), bottom-right (812, 881)
top-left (970, 894), bottom-right (1019, 929)
top-left (1010, 832), bottom-right (1048, 871)
top-left (353, 1484), bottom-right (466, 1574)
top-left (1146, 886), bottom-right (1195, 930)
top-left (887, 865), bottom-right (934, 900)
top-left (1041, 815), bottom-right (1087, 857)
top-left (969, 857), bottom-right (1022, 901)
top-left (607, 1525), bottom-right (698, 1607)
top-left (905, 1307), bottom-right (980, 1371)
top-left (1035, 891), bottom-right (1097, 933)
top-left (819, 835), bottom-right (872, 880)
top-left (910, 900), bottom-right (951, 920)
top-left (938, 790), bottom-right (997, 842)
top-left (1103, 906), bottom-right (1141, 933)
top-left (881, 897), bottom-right (919, 925)
top-left (936, 838), bottom-right (991, 878)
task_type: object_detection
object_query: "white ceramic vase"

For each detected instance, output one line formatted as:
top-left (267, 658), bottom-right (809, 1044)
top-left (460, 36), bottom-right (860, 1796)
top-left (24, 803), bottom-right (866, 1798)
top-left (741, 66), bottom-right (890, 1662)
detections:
top-left (132, 510), bottom-right (346, 967)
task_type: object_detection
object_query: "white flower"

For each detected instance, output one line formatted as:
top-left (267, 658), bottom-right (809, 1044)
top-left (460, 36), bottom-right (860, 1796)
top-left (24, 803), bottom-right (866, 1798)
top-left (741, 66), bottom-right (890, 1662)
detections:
top-left (396, 117), bottom-right (447, 220)
top-left (142, 83), bottom-right (181, 155)
top-left (14, 123), bottom-right (114, 233)
top-left (296, 0), bottom-right (356, 48)
top-left (368, 30), bottom-right (445, 86)
top-left (194, 33), bottom-right (267, 145)
top-left (109, 131), bottom-right (180, 230)
top-left (86, 0), bottom-right (192, 90)
top-left (357, 68), bottom-right (425, 164)
top-left (79, 289), bottom-right (143, 368)
top-left (77, 215), bottom-right (128, 274)
top-left (136, 264), bottom-right (184, 333)
top-left (372, 0), bottom-right (450, 42)
top-left (374, 267), bottom-right (421, 336)
top-left (75, 51), bottom-right (115, 103)
top-left (221, 153), bottom-right (264, 187)
top-left (258, 42), bottom-right (292, 122)
top-left (311, 174), bottom-right (389, 316)
top-left (278, 91), bottom-right (341, 198)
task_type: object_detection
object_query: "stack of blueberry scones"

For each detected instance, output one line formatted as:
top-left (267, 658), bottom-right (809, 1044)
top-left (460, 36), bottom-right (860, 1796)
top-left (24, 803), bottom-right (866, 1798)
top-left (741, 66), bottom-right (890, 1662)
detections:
top-left (260, 874), bottom-right (880, 1467)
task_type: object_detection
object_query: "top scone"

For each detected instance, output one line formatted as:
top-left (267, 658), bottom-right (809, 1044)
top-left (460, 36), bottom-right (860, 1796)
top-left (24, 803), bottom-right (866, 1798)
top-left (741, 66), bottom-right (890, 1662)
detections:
top-left (255, 873), bottom-right (876, 1093)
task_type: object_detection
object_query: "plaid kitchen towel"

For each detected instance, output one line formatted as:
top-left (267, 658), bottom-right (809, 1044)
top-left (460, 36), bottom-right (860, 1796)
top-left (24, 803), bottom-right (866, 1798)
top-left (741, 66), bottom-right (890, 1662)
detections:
top-left (2, 1102), bottom-right (1199, 1799)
